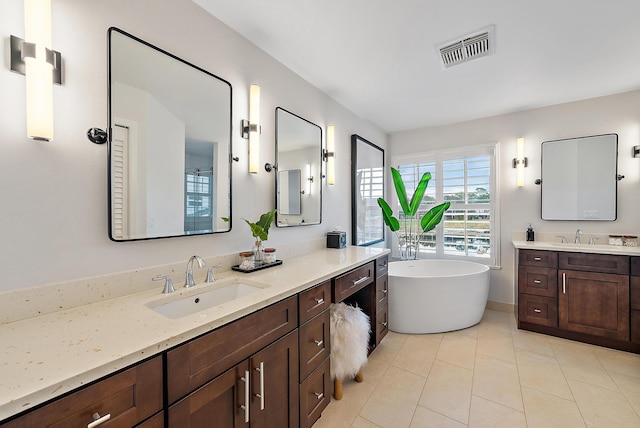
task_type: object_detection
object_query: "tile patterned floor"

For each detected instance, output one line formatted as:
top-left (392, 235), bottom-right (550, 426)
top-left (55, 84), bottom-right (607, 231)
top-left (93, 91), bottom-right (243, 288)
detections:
top-left (314, 309), bottom-right (640, 428)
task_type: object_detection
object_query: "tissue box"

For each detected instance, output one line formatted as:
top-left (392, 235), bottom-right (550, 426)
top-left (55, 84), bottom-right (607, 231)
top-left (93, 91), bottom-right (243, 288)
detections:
top-left (327, 231), bottom-right (347, 248)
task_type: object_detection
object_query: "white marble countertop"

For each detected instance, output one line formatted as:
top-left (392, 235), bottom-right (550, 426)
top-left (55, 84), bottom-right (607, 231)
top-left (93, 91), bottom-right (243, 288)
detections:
top-left (0, 246), bottom-right (388, 420)
top-left (513, 240), bottom-right (640, 256)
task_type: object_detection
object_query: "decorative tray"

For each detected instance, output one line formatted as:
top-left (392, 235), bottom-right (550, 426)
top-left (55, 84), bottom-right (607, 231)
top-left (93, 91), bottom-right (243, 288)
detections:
top-left (232, 260), bottom-right (283, 273)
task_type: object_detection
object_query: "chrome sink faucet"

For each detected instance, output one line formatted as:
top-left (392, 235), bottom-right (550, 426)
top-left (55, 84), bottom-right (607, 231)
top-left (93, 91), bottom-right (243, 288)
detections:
top-left (185, 255), bottom-right (206, 288)
top-left (574, 229), bottom-right (583, 244)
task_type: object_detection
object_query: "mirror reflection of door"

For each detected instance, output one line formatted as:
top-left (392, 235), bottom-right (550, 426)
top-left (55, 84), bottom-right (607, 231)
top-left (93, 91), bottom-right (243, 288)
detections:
top-left (278, 169), bottom-right (302, 215)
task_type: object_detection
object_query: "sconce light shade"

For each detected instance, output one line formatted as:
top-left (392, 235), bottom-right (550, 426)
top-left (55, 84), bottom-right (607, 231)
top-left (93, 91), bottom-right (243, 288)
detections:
top-left (513, 137), bottom-right (528, 187)
top-left (248, 84), bottom-right (261, 173)
top-left (325, 125), bottom-right (336, 185)
top-left (24, 0), bottom-right (54, 141)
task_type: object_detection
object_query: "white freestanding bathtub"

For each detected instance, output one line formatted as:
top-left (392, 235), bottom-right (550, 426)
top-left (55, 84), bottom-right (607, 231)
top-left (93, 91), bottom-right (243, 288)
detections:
top-left (388, 260), bottom-right (490, 334)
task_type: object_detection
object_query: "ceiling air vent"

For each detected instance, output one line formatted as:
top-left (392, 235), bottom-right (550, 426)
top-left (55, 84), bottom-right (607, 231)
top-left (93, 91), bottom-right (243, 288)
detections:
top-left (438, 26), bottom-right (494, 68)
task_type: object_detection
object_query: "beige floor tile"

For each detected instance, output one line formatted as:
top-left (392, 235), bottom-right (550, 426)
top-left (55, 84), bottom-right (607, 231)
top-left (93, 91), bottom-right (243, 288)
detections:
top-left (468, 395), bottom-right (526, 428)
top-left (313, 397), bottom-right (363, 428)
top-left (419, 360), bottom-right (473, 424)
top-left (591, 347), bottom-right (640, 380)
top-left (360, 393), bottom-right (417, 428)
top-left (436, 332), bottom-right (477, 370)
top-left (360, 353), bottom-right (391, 386)
top-left (551, 340), bottom-right (619, 391)
top-left (352, 416), bottom-right (382, 428)
top-left (476, 327), bottom-right (515, 363)
top-left (515, 348), bottom-right (574, 400)
top-left (370, 365), bottom-right (426, 405)
top-left (456, 324), bottom-right (479, 339)
top-left (472, 354), bottom-right (523, 411)
top-left (511, 328), bottom-right (555, 357)
top-left (409, 406), bottom-right (467, 428)
top-left (478, 310), bottom-right (513, 334)
top-left (371, 331), bottom-right (409, 363)
top-left (568, 378), bottom-right (640, 428)
top-left (609, 371), bottom-right (640, 417)
top-left (392, 334), bottom-right (440, 377)
top-left (521, 386), bottom-right (585, 428)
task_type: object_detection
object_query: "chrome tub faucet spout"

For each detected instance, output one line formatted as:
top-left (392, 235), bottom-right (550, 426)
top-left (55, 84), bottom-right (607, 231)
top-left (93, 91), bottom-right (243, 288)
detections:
top-left (185, 255), bottom-right (206, 288)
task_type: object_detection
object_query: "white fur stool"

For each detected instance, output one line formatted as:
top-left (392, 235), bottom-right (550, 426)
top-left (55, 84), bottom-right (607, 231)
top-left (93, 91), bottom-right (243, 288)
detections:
top-left (329, 302), bottom-right (370, 400)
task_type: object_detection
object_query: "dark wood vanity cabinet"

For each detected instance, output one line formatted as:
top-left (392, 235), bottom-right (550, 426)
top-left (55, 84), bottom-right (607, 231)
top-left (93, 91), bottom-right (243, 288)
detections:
top-left (0, 356), bottom-right (163, 428)
top-left (518, 249), bottom-right (637, 353)
top-left (374, 255), bottom-right (389, 346)
top-left (631, 257), bottom-right (640, 343)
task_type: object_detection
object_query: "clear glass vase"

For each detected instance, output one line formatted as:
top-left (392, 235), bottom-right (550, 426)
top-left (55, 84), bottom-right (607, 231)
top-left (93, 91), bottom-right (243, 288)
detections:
top-left (253, 240), bottom-right (264, 265)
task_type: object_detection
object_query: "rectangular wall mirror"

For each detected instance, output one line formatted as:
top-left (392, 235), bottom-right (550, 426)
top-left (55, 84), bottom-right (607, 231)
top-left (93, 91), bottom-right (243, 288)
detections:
top-left (541, 133), bottom-right (618, 221)
top-left (352, 134), bottom-right (385, 245)
top-left (274, 108), bottom-right (322, 227)
top-left (108, 28), bottom-right (232, 241)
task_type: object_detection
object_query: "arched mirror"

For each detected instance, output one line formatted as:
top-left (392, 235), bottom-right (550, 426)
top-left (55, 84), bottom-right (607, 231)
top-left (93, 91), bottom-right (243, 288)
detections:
top-left (274, 108), bottom-right (322, 227)
top-left (108, 28), bottom-right (232, 241)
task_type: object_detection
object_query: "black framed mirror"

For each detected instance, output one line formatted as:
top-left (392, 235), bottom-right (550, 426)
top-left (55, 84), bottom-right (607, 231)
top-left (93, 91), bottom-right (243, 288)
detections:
top-left (108, 28), bottom-right (232, 241)
top-left (351, 134), bottom-right (385, 246)
top-left (540, 134), bottom-right (618, 221)
top-left (274, 108), bottom-right (322, 227)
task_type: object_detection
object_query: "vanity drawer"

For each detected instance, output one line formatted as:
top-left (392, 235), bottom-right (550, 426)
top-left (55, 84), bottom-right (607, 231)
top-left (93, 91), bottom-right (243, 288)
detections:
top-left (166, 296), bottom-right (297, 404)
top-left (631, 277), bottom-right (640, 310)
top-left (559, 252), bottom-right (629, 275)
top-left (375, 303), bottom-right (389, 345)
top-left (332, 262), bottom-right (375, 303)
top-left (632, 257), bottom-right (640, 276)
top-left (519, 249), bottom-right (558, 268)
top-left (299, 357), bottom-right (331, 428)
top-left (375, 274), bottom-right (389, 306)
top-left (299, 280), bottom-right (331, 324)
top-left (299, 309), bottom-right (331, 381)
top-left (518, 266), bottom-right (557, 297)
top-left (1, 356), bottom-right (163, 428)
top-left (376, 255), bottom-right (389, 278)
top-left (632, 311), bottom-right (640, 344)
top-left (518, 294), bottom-right (558, 327)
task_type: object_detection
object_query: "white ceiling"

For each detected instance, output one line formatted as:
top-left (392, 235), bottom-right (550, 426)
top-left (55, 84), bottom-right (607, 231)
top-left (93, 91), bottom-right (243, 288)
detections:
top-left (194, 0), bottom-right (640, 133)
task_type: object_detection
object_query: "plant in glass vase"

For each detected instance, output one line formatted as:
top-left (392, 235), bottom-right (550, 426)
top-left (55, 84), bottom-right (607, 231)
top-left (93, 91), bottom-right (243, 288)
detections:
top-left (243, 209), bottom-right (277, 264)
top-left (378, 168), bottom-right (450, 260)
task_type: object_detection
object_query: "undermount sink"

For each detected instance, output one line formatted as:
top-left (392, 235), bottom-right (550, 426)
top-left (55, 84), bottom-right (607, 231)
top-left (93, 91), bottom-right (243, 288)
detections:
top-left (146, 278), bottom-right (268, 319)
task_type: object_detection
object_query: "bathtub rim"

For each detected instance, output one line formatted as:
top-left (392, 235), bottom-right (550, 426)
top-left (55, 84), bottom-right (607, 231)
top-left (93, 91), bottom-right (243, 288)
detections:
top-left (388, 259), bottom-right (489, 279)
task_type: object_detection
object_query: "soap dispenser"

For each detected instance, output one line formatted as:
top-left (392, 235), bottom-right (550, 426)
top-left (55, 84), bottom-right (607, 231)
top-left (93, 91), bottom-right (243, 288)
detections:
top-left (526, 224), bottom-right (535, 242)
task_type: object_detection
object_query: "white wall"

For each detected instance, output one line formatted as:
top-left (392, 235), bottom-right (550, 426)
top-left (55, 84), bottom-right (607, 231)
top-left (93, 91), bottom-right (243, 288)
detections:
top-left (390, 90), bottom-right (640, 304)
top-left (0, 0), bottom-right (387, 292)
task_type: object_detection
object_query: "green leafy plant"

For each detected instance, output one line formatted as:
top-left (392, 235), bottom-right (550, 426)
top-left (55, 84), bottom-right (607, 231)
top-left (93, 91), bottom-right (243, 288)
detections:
top-left (243, 209), bottom-right (277, 242)
top-left (377, 167), bottom-right (450, 259)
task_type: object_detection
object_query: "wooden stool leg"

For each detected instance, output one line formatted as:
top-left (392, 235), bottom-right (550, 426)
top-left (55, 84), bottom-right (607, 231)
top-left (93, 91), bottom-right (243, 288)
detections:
top-left (333, 377), bottom-right (343, 400)
top-left (354, 369), bottom-right (364, 383)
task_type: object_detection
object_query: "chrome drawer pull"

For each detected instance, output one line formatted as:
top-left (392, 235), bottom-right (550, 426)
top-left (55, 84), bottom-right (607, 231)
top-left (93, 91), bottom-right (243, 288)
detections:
top-left (313, 340), bottom-right (324, 347)
top-left (382, 322), bottom-right (388, 327)
top-left (256, 362), bottom-right (265, 410)
top-left (352, 276), bottom-right (369, 286)
top-left (533, 280), bottom-right (541, 284)
top-left (314, 392), bottom-right (324, 400)
top-left (314, 298), bottom-right (324, 305)
top-left (534, 257), bottom-right (542, 261)
top-left (240, 370), bottom-right (250, 423)
top-left (534, 308), bottom-right (542, 313)
top-left (382, 289), bottom-right (388, 294)
top-left (88, 413), bottom-right (111, 428)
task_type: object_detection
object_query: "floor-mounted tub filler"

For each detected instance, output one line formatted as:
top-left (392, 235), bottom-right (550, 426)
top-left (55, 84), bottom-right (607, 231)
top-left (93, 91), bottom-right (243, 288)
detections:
top-left (388, 260), bottom-right (490, 334)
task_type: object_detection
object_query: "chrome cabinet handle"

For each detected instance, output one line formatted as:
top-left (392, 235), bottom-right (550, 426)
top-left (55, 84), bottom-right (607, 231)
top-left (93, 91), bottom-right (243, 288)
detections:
top-left (314, 392), bottom-right (324, 400)
top-left (382, 289), bottom-right (388, 294)
top-left (533, 280), bottom-right (541, 284)
top-left (352, 276), bottom-right (369, 286)
top-left (534, 257), bottom-right (542, 261)
top-left (255, 362), bottom-right (265, 410)
top-left (240, 370), bottom-right (250, 423)
top-left (314, 298), bottom-right (324, 305)
top-left (534, 308), bottom-right (542, 313)
top-left (313, 340), bottom-right (324, 347)
top-left (382, 322), bottom-right (388, 327)
top-left (88, 413), bottom-right (111, 428)
top-left (562, 272), bottom-right (566, 294)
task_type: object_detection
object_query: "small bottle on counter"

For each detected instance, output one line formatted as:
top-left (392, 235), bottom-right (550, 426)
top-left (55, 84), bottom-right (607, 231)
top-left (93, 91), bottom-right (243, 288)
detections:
top-left (526, 224), bottom-right (535, 242)
top-left (263, 248), bottom-right (277, 264)
top-left (239, 251), bottom-right (255, 271)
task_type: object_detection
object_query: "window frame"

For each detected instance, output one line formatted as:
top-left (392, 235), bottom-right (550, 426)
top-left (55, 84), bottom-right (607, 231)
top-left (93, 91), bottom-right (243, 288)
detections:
top-left (391, 143), bottom-right (500, 267)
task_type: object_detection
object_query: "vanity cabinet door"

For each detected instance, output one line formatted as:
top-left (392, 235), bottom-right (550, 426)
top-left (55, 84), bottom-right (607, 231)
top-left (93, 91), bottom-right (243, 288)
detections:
top-left (558, 270), bottom-right (630, 340)
top-left (168, 361), bottom-right (249, 428)
top-left (299, 310), bottom-right (330, 381)
top-left (250, 330), bottom-right (299, 428)
top-left (0, 356), bottom-right (163, 428)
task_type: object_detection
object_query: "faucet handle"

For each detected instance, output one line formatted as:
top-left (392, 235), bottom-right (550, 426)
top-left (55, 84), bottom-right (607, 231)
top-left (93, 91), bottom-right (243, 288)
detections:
top-left (153, 275), bottom-right (176, 294)
top-left (205, 264), bottom-right (222, 282)
top-left (556, 235), bottom-right (568, 243)
top-left (588, 236), bottom-right (599, 245)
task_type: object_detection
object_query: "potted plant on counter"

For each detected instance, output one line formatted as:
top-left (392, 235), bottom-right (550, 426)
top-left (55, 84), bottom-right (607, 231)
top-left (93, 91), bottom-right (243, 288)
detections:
top-left (243, 209), bottom-right (277, 264)
top-left (378, 167), bottom-right (450, 260)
